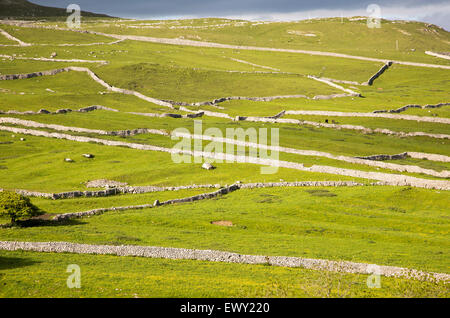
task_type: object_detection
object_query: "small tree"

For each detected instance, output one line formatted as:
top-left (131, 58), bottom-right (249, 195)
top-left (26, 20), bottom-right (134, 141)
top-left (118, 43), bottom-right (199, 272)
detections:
top-left (0, 191), bottom-right (44, 225)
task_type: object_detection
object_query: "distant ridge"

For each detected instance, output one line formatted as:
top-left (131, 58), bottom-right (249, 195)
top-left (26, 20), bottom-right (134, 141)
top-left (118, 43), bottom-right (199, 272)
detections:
top-left (0, 0), bottom-right (113, 18)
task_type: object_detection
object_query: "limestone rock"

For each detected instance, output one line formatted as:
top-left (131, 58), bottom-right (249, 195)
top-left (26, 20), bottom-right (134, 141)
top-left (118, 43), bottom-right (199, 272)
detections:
top-left (82, 154), bottom-right (94, 158)
top-left (202, 162), bottom-right (215, 170)
top-left (56, 109), bottom-right (70, 114)
top-left (85, 179), bottom-right (128, 188)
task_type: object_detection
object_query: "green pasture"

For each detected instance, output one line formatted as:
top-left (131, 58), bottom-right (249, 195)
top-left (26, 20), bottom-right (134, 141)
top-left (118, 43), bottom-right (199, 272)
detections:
top-left (1, 250), bottom-right (447, 298)
top-left (0, 186), bottom-right (448, 273)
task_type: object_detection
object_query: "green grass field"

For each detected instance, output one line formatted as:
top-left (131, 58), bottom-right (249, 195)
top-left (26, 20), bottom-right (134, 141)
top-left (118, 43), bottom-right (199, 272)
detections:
top-left (0, 14), bottom-right (449, 298)
top-left (1, 187), bottom-right (449, 273)
top-left (2, 250), bottom-right (448, 298)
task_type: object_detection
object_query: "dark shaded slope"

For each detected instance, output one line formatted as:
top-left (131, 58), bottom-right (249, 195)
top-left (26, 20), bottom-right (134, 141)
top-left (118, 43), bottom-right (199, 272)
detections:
top-left (0, 0), bottom-right (113, 18)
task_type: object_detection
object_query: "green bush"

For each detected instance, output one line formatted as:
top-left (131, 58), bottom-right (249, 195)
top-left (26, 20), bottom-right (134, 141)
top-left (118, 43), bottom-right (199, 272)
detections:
top-left (0, 191), bottom-right (44, 224)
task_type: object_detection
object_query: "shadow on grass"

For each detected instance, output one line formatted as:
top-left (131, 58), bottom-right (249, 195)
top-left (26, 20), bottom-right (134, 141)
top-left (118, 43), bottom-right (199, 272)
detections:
top-left (0, 256), bottom-right (40, 270)
top-left (2, 218), bottom-right (87, 228)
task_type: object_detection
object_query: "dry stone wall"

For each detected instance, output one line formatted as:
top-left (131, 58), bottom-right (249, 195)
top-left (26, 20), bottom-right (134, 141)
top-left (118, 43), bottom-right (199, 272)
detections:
top-left (284, 110), bottom-right (450, 124)
top-left (0, 241), bottom-right (447, 283)
top-left (0, 105), bottom-right (118, 115)
top-left (0, 67), bottom-right (174, 108)
top-left (356, 152), bottom-right (410, 161)
top-left (239, 181), bottom-right (363, 189)
top-left (365, 61), bottom-right (392, 85)
top-left (79, 30), bottom-right (450, 70)
top-left (407, 152), bottom-right (450, 162)
top-left (3, 22), bottom-right (450, 69)
top-left (373, 103), bottom-right (450, 114)
top-left (163, 92), bottom-right (355, 108)
top-left (179, 108), bottom-right (449, 139)
top-left (7, 181), bottom-right (363, 200)
top-left (240, 116), bottom-right (450, 139)
top-left (174, 131), bottom-right (449, 178)
top-left (314, 77), bottom-right (361, 86)
top-left (227, 57), bottom-right (281, 71)
top-left (1, 125), bottom-right (449, 190)
top-left (307, 75), bottom-right (361, 96)
top-left (127, 111), bottom-right (204, 119)
top-left (0, 65), bottom-right (359, 112)
top-left (3, 117), bottom-right (448, 178)
top-left (425, 51), bottom-right (450, 60)
top-left (10, 184), bottom-right (223, 200)
top-left (0, 54), bottom-right (108, 65)
top-left (355, 152), bottom-right (450, 162)
top-left (52, 184), bottom-right (240, 220)
top-left (0, 117), bottom-right (169, 137)
top-left (0, 28), bottom-right (31, 46)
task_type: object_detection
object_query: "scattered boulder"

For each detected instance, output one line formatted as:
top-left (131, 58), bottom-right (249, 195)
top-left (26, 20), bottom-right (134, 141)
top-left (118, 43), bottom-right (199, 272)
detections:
top-left (50, 52), bottom-right (57, 58)
top-left (153, 200), bottom-right (160, 207)
top-left (65, 158), bottom-right (74, 162)
top-left (19, 138), bottom-right (25, 141)
top-left (202, 162), bottom-right (215, 170)
top-left (38, 109), bottom-right (51, 114)
top-left (82, 154), bottom-right (94, 158)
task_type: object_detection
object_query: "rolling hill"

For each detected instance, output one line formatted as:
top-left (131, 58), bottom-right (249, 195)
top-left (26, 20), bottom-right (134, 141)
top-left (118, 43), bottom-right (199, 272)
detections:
top-left (0, 10), bottom-right (449, 298)
top-left (0, 0), bottom-right (112, 18)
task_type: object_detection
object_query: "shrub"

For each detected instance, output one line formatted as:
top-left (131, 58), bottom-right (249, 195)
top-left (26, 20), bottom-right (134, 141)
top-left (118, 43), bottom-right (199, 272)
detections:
top-left (0, 191), bottom-right (44, 224)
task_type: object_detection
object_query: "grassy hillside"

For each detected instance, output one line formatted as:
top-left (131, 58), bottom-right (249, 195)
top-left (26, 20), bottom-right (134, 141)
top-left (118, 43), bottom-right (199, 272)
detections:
top-left (0, 16), bottom-right (448, 298)
top-left (2, 250), bottom-right (447, 298)
top-left (1, 187), bottom-right (448, 273)
top-left (79, 17), bottom-right (450, 64)
top-left (0, 0), bottom-right (112, 19)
